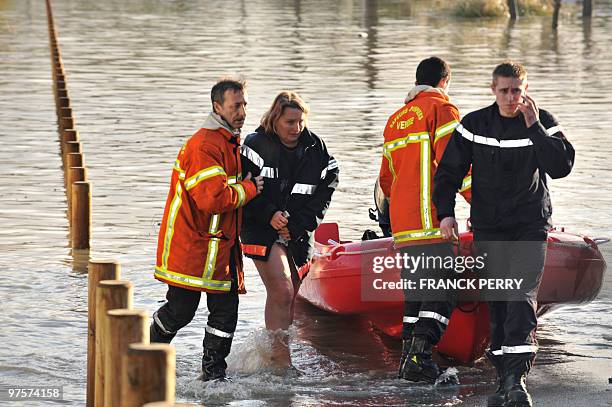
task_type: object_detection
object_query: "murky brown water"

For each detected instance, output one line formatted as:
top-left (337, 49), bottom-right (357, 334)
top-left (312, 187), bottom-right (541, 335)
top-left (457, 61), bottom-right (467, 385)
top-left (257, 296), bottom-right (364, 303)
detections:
top-left (1, 0), bottom-right (611, 406)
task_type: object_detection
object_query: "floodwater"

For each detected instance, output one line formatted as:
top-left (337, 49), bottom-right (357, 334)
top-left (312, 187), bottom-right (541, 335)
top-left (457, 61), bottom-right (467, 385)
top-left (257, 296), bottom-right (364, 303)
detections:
top-left (1, 0), bottom-right (611, 406)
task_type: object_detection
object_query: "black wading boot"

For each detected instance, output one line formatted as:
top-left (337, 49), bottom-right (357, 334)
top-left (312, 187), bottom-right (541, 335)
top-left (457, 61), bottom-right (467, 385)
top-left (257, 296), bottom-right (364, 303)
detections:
top-left (503, 354), bottom-right (533, 407)
top-left (149, 312), bottom-right (176, 344)
top-left (398, 336), bottom-right (440, 384)
top-left (503, 372), bottom-right (532, 407)
top-left (200, 331), bottom-right (233, 382)
top-left (485, 350), bottom-right (507, 407)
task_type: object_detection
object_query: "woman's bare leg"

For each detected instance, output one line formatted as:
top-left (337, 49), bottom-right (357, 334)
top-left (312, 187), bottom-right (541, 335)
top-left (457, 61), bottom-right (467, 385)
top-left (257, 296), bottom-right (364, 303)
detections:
top-left (253, 244), bottom-right (295, 367)
top-left (253, 243), bottom-right (295, 330)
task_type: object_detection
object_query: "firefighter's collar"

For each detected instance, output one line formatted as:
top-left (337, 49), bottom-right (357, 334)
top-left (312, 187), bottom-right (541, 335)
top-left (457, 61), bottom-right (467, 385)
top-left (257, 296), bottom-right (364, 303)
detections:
top-left (202, 112), bottom-right (241, 138)
top-left (404, 85), bottom-right (448, 104)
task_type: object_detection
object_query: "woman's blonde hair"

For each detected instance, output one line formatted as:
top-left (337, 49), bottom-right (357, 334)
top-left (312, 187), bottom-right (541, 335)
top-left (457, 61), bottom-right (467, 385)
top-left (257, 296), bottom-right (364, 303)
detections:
top-left (260, 91), bottom-right (310, 134)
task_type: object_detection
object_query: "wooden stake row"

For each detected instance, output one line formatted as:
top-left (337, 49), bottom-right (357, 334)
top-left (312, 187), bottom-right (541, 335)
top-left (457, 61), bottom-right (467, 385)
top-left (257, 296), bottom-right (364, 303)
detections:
top-left (45, 2), bottom-right (199, 406)
top-left (88, 259), bottom-right (177, 407)
top-left (44, 0), bottom-right (90, 249)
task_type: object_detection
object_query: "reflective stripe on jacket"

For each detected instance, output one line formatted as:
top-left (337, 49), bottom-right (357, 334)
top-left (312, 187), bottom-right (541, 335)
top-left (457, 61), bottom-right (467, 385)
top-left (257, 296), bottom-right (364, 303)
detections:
top-left (379, 87), bottom-right (471, 246)
top-left (155, 113), bottom-right (258, 293)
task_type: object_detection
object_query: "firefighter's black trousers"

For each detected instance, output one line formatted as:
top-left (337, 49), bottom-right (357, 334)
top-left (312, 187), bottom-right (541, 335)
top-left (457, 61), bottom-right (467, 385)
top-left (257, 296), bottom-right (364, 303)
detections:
top-left (474, 224), bottom-right (547, 371)
top-left (401, 242), bottom-right (456, 345)
top-left (152, 261), bottom-right (239, 349)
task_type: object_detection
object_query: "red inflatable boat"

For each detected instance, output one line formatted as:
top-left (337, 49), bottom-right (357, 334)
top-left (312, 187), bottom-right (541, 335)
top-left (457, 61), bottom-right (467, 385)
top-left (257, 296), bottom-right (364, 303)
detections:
top-left (297, 222), bottom-right (607, 364)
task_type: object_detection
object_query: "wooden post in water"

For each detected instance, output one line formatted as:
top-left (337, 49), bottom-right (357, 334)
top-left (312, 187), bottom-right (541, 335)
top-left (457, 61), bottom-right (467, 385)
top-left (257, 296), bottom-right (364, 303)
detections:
top-left (60, 113), bottom-right (74, 132)
top-left (583, 0), bottom-right (593, 18)
top-left (104, 310), bottom-right (149, 407)
top-left (57, 88), bottom-right (69, 100)
top-left (121, 343), bottom-right (175, 407)
top-left (507, 0), bottom-right (518, 19)
top-left (61, 128), bottom-right (78, 144)
top-left (66, 152), bottom-right (84, 198)
top-left (87, 261), bottom-right (121, 407)
top-left (60, 106), bottom-right (72, 122)
top-left (67, 152), bottom-right (83, 168)
top-left (71, 181), bottom-right (91, 249)
top-left (64, 140), bottom-right (81, 157)
top-left (57, 96), bottom-right (70, 119)
top-left (67, 165), bottom-right (87, 191)
top-left (54, 80), bottom-right (65, 92)
top-left (553, 0), bottom-right (562, 29)
top-left (95, 280), bottom-right (133, 407)
top-left (67, 166), bottom-right (87, 214)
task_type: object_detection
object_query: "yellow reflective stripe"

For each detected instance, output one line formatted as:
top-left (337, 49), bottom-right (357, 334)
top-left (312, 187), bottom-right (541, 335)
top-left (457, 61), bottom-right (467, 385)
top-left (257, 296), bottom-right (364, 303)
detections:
top-left (203, 214), bottom-right (221, 280)
top-left (459, 175), bottom-right (472, 192)
top-left (229, 183), bottom-right (246, 208)
top-left (434, 120), bottom-right (459, 144)
top-left (208, 213), bottom-right (220, 234)
top-left (383, 149), bottom-right (397, 182)
top-left (383, 132), bottom-right (433, 231)
top-left (155, 267), bottom-right (231, 291)
top-left (383, 132), bottom-right (429, 184)
top-left (383, 132), bottom-right (429, 155)
top-left (203, 238), bottom-right (220, 280)
top-left (161, 182), bottom-right (183, 269)
top-left (227, 174), bottom-right (242, 185)
top-left (420, 139), bottom-right (433, 229)
top-left (174, 160), bottom-right (186, 180)
top-left (393, 228), bottom-right (442, 243)
top-left (185, 166), bottom-right (226, 190)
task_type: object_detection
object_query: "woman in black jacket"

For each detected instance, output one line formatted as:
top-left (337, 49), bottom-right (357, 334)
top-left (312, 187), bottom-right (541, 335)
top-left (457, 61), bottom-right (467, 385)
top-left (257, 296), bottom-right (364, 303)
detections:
top-left (240, 91), bottom-right (339, 368)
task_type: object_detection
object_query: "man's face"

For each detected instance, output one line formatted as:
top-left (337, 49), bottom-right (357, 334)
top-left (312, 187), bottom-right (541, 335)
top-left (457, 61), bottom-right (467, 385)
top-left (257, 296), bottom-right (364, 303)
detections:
top-left (491, 76), bottom-right (528, 118)
top-left (214, 89), bottom-right (247, 130)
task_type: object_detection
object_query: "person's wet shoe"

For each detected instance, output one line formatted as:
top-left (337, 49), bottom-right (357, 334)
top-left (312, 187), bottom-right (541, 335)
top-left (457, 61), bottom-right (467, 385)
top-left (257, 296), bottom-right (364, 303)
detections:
top-left (398, 336), bottom-right (440, 384)
top-left (504, 372), bottom-right (532, 407)
top-left (485, 350), bottom-right (506, 406)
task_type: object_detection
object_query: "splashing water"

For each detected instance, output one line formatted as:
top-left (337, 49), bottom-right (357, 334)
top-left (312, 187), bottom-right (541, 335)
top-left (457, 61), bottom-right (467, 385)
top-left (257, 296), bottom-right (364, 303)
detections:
top-left (435, 367), bottom-right (460, 386)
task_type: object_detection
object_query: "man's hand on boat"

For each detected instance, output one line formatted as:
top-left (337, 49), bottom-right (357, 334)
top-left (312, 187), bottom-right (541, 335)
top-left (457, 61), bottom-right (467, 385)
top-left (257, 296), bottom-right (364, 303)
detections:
top-left (440, 216), bottom-right (459, 242)
top-left (270, 211), bottom-right (289, 230)
top-left (245, 172), bottom-right (264, 194)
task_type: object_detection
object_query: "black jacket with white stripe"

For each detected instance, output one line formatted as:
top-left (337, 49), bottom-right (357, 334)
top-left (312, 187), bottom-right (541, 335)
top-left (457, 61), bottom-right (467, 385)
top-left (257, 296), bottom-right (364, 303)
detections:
top-left (433, 102), bottom-right (574, 231)
top-left (240, 126), bottom-right (339, 266)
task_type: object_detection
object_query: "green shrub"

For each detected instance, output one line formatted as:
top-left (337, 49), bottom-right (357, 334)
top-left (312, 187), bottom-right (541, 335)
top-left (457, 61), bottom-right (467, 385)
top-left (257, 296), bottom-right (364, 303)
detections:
top-left (451, 0), bottom-right (553, 18)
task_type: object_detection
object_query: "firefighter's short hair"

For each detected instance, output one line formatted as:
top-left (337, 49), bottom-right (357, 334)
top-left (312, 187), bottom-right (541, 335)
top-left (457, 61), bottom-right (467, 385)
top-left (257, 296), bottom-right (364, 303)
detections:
top-left (492, 61), bottom-right (527, 82)
top-left (260, 91), bottom-right (310, 135)
top-left (416, 57), bottom-right (451, 87)
top-left (211, 77), bottom-right (247, 107)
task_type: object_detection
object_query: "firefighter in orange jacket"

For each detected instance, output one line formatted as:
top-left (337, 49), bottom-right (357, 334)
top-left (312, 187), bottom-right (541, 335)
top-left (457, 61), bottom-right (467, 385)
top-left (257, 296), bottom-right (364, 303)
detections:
top-left (379, 57), bottom-right (471, 383)
top-left (150, 78), bottom-right (264, 381)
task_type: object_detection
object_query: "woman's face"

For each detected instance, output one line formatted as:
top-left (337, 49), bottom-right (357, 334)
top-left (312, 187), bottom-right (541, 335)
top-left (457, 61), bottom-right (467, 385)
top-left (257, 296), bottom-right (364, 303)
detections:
top-left (275, 107), bottom-right (305, 148)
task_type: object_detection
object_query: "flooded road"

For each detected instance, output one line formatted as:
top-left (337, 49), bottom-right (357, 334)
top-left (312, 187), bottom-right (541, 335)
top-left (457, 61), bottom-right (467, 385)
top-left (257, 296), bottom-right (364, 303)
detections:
top-left (1, 0), bottom-right (611, 405)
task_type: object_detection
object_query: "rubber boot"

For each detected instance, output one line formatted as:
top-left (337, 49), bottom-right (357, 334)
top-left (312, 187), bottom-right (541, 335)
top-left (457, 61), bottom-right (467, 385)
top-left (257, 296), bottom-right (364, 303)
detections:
top-left (200, 331), bottom-right (232, 382)
top-left (485, 351), bottom-right (506, 407)
top-left (504, 372), bottom-right (532, 407)
top-left (398, 338), bottom-right (411, 379)
top-left (149, 312), bottom-right (176, 344)
top-left (503, 354), bottom-right (533, 407)
top-left (398, 336), bottom-right (440, 384)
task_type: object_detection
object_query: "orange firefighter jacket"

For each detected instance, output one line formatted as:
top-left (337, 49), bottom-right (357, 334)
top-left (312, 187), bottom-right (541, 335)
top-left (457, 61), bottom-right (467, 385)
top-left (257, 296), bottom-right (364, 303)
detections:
top-left (379, 87), bottom-right (471, 246)
top-left (155, 113), bottom-right (257, 293)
